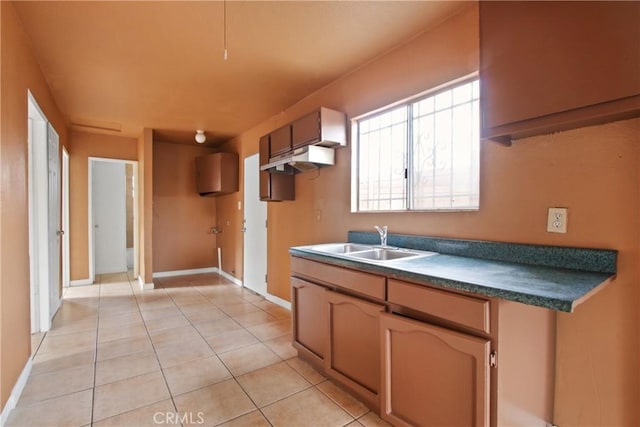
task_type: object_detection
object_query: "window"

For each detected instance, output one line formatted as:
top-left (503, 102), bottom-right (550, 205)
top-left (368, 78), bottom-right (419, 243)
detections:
top-left (352, 76), bottom-right (480, 212)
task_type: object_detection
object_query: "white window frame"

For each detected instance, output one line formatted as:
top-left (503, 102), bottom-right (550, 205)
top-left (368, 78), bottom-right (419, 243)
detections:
top-left (351, 73), bottom-right (480, 213)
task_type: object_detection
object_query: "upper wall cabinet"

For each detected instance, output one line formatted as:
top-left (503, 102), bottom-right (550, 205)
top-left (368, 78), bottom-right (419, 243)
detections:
top-left (259, 135), bottom-right (295, 202)
top-left (292, 107), bottom-right (347, 149)
top-left (480, 1), bottom-right (640, 143)
top-left (270, 125), bottom-right (292, 157)
top-left (195, 152), bottom-right (239, 197)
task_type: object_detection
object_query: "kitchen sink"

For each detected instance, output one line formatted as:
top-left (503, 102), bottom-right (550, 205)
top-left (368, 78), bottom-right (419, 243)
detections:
top-left (310, 243), bottom-right (373, 254)
top-left (346, 248), bottom-right (429, 261)
top-left (307, 243), bottom-right (437, 263)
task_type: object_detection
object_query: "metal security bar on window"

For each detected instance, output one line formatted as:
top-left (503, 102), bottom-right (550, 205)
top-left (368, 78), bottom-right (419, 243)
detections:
top-left (411, 80), bottom-right (479, 210)
top-left (356, 106), bottom-right (407, 211)
top-left (353, 76), bottom-right (479, 212)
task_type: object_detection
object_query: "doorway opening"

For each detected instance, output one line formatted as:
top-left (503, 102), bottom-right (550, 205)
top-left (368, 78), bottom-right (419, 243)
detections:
top-left (88, 158), bottom-right (138, 282)
top-left (28, 92), bottom-right (61, 333)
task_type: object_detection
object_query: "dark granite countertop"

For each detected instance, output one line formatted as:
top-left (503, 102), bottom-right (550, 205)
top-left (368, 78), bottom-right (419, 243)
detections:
top-left (289, 233), bottom-right (617, 313)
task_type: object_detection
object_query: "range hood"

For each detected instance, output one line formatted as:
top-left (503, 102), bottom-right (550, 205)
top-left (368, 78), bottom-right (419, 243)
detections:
top-left (260, 145), bottom-right (335, 174)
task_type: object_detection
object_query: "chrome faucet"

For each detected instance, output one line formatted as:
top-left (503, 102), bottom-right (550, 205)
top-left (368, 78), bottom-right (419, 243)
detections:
top-left (374, 225), bottom-right (388, 247)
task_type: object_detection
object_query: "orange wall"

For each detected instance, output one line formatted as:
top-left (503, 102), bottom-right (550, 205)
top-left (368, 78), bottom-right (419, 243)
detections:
top-left (152, 142), bottom-right (219, 272)
top-left (0, 1), bottom-right (68, 410)
top-left (68, 131), bottom-right (137, 281)
top-left (219, 4), bottom-right (479, 295)
top-left (217, 3), bottom-right (639, 425)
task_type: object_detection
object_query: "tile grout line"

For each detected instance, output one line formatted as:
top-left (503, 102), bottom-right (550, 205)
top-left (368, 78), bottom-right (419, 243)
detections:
top-left (89, 273), bottom-right (102, 426)
top-left (87, 274), bottom-right (356, 427)
top-left (91, 272), bottom-right (173, 424)
top-left (166, 283), bottom-right (288, 426)
top-left (127, 274), bottom-right (182, 422)
top-left (146, 279), bottom-right (252, 425)
top-left (170, 282), bottom-right (336, 427)
top-left (190, 283), bottom-right (291, 349)
top-left (13, 274), bottom-right (314, 426)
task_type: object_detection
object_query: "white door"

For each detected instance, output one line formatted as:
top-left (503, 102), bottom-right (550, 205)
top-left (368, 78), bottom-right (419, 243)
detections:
top-left (47, 124), bottom-right (61, 317)
top-left (92, 161), bottom-right (127, 275)
top-left (243, 154), bottom-right (267, 296)
top-left (28, 93), bottom-right (54, 332)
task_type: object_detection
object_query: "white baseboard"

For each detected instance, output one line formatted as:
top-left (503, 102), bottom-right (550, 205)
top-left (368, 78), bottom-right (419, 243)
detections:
top-left (136, 275), bottom-right (154, 290)
top-left (69, 278), bottom-right (93, 287)
top-left (153, 267), bottom-right (219, 279)
top-left (218, 269), bottom-right (243, 286)
top-left (266, 293), bottom-right (292, 310)
top-left (0, 357), bottom-right (33, 425)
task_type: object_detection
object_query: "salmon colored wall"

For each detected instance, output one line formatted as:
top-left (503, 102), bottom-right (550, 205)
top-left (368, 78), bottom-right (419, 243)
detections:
top-left (218, 3), bottom-right (639, 424)
top-left (219, 4), bottom-right (479, 295)
top-left (152, 142), bottom-right (219, 272)
top-left (68, 131), bottom-right (137, 281)
top-left (0, 1), bottom-right (68, 410)
top-left (138, 128), bottom-right (153, 284)
top-left (215, 158), bottom-right (243, 279)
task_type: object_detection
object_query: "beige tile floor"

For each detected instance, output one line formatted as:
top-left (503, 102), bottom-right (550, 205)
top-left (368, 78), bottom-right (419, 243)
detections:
top-left (7, 272), bottom-right (391, 427)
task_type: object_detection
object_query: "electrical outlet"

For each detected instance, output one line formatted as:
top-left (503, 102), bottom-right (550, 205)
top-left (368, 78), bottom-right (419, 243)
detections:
top-left (547, 208), bottom-right (567, 233)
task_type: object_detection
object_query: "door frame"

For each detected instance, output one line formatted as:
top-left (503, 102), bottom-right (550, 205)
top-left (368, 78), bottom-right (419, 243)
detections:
top-left (62, 147), bottom-right (70, 289)
top-left (88, 157), bottom-right (139, 282)
top-left (27, 92), bottom-right (54, 332)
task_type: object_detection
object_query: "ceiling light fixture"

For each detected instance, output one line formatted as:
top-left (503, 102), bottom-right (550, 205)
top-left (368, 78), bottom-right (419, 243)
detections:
top-left (223, 0), bottom-right (228, 60)
top-left (195, 130), bottom-right (206, 144)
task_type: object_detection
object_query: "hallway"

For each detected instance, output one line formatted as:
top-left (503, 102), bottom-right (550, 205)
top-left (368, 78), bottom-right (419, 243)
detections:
top-left (7, 273), bottom-right (389, 426)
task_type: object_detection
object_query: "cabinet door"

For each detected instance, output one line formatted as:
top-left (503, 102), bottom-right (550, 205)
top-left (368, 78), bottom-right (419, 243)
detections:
top-left (325, 290), bottom-right (385, 410)
top-left (267, 173), bottom-right (295, 201)
top-left (259, 135), bottom-right (270, 166)
top-left (195, 153), bottom-right (238, 196)
top-left (380, 313), bottom-right (490, 427)
top-left (259, 134), bottom-right (295, 201)
top-left (259, 135), bottom-right (271, 200)
top-left (292, 110), bottom-right (321, 149)
top-left (291, 278), bottom-right (326, 363)
top-left (481, 1), bottom-right (640, 140)
top-left (270, 125), bottom-right (292, 157)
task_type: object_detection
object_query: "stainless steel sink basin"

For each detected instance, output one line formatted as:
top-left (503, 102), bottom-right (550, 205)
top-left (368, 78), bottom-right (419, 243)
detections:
top-left (307, 243), bottom-right (437, 263)
top-left (346, 248), bottom-right (426, 261)
top-left (310, 243), bottom-right (373, 254)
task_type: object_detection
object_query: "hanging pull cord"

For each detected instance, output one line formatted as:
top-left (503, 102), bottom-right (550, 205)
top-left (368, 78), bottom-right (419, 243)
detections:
top-left (223, 0), bottom-right (228, 60)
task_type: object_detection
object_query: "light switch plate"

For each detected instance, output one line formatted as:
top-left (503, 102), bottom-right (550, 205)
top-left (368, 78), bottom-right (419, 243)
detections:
top-left (547, 208), bottom-right (567, 233)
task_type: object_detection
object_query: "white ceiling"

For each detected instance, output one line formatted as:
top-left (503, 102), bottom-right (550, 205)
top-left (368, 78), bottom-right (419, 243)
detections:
top-left (14, 1), bottom-right (472, 145)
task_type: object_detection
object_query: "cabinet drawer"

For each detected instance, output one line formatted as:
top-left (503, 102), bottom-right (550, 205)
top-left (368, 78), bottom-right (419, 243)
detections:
top-left (291, 257), bottom-right (385, 300)
top-left (388, 280), bottom-right (490, 334)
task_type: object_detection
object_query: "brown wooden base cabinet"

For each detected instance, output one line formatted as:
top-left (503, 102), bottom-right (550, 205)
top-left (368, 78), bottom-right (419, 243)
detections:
top-left (380, 312), bottom-right (490, 427)
top-left (291, 277), bottom-right (326, 365)
top-left (291, 256), bottom-right (556, 427)
top-left (326, 290), bottom-right (384, 412)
